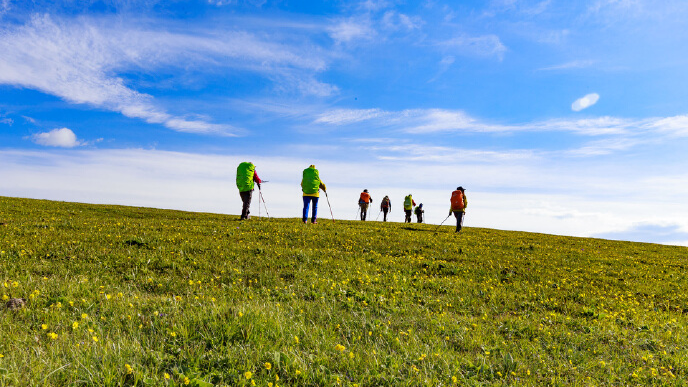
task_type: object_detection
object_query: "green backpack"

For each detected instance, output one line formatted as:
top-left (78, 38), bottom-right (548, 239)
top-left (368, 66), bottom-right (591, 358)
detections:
top-left (404, 195), bottom-right (413, 210)
top-left (302, 167), bottom-right (320, 194)
top-left (236, 162), bottom-right (255, 192)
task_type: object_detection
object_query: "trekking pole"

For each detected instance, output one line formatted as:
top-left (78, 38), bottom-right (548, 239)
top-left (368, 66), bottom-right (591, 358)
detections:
top-left (259, 187), bottom-right (270, 218)
top-left (324, 191), bottom-right (335, 224)
top-left (434, 214), bottom-right (453, 232)
top-left (375, 210), bottom-right (382, 221)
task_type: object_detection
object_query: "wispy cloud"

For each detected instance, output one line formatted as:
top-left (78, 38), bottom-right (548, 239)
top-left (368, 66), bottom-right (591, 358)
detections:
top-left (538, 60), bottom-right (595, 71)
top-left (650, 115), bottom-right (688, 137)
top-left (327, 17), bottom-right (376, 44)
top-left (0, 14), bottom-right (335, 135)
top-left (364, 143), bottom-right (537, 163)
top-left (381, 11), bottom-right (423, 31)
top-left (30, 128), bottom-right (83, 148)
top-left (314, 108), bottom-right (387, 125)
top-left (439, 34), bottom-right (507, 60)
top-left (314, 107), bottom-right (643, 136)
top-left (572, 93), bottom-right (600, 111)
top-left (1, 117), bottom-right (12, 125)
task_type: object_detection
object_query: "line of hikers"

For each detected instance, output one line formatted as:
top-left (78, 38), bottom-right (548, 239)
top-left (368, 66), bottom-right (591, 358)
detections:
top-left (236, 162), bottom-right (467, 232)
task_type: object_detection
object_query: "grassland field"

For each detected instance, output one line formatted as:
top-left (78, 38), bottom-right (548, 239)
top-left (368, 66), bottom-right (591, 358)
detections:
top-left (1, 196), bottom-right (687, 386)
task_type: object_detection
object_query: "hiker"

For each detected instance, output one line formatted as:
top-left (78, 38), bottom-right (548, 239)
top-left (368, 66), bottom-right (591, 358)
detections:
top-left (301, 165), bottom-right (326, 224)
top-left (403, 194), bottom-right (416, 223)
top-left (415, 203), bottom-right (424, 223)
top-left (380, 196), bottom-right (391, 222)
top-left (358, 189), bottom-right (373, 221)
top-left (236, 161), bottom-right (262, 220)
top-left (450, 186), bottom-right (467, 232)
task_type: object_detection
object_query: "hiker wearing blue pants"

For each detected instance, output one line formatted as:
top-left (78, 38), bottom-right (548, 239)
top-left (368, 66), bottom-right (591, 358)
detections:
top-left (301, 165), bottom-right (326, 224)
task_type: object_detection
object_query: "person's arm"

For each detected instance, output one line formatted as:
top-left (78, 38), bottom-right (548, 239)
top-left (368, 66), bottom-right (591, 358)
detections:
top-left (319, 182), bottom-right (326, 192)
top-left (464, 194), bottom-right (467, 209)
top-left (412, 200), bottom-right (416, 206)
top-left (253, 171), bottom-right (262, 188)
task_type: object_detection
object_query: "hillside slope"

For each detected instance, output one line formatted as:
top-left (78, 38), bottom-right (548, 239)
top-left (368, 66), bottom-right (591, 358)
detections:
top-left (1, 197), bottom-right (687, 386)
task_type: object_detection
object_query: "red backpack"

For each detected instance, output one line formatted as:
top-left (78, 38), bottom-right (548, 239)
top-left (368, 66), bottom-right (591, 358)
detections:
top-left (450, 190), bottom-right (465, 210)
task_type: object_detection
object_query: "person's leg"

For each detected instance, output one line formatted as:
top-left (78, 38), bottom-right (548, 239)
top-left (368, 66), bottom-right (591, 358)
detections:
top-left (383, 209), bottom-right (388, 222)
top-left (240, 191), bottom-right (252, 220)
top-left (362, 204), bottom-right (368, 220)
top-left (454, 211), bottom-right (464, 232)
top-left (311, 197), bottom-right (319, 223)
top-left (302, 196), bottom-right (310, 223)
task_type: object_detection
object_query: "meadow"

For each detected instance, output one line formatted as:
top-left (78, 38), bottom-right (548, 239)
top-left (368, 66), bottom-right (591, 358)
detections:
top-left (1, 196), bottom-right (687, 386)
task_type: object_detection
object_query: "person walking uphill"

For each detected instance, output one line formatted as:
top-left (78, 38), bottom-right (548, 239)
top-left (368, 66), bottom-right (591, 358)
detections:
top-left (403, 194), bottom-right (416, 223)
top-left (380, 196), bottom-right (391, 222)
top-left (236, 161), bottom-right (262, 220)
top-left (359, 189), bottom-right (373, 221)
top-left (301, 165), bottom-right (326, 224)
top-left (450, 187), bottom-right (468, 232)
top-left (415, 203), bottom-right (424, 223)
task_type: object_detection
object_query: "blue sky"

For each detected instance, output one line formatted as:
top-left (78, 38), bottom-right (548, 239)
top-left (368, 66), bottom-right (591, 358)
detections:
top-left (2, 0), bottom-right (688, 245)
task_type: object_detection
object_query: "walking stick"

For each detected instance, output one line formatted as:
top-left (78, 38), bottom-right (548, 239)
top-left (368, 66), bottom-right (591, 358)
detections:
top-left (258, 188), bottom-right (270, 218)
top-left (434, 213), bottom-right (453, 232)
top-left (375, 210), bottom-right (382, 221)
top-left (324, 191), bottom-right (335, 224)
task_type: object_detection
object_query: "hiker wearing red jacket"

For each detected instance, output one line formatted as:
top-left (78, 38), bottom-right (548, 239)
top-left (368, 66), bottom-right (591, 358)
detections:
top-left (449, 187), bottom-right (467, 232)
top-left (358, 189), bottom-right (373, 221)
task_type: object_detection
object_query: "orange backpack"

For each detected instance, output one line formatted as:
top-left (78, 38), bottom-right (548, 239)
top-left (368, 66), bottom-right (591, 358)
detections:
top-left (450, 190), bottom-right (464, 210)
top-left (360, 192), bottom-right (371, 203)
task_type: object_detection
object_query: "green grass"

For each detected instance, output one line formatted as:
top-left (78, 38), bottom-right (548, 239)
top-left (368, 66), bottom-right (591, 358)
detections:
top-left (1, 196), bottom-right (687, 386)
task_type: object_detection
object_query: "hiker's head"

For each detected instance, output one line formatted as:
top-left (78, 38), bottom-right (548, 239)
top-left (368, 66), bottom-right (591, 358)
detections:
top-left (457, 186), bottom-right (464, 191)
top-left (309, 165), bottom-right (315, 169)
top-left (419, 203), bottom-right (423, 207)
top-left (363, 189), bottom-right (368, 193)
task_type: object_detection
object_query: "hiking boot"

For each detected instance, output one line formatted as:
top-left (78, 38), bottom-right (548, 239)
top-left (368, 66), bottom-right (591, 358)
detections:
top-left (312, 220), bottom-right (318, 224)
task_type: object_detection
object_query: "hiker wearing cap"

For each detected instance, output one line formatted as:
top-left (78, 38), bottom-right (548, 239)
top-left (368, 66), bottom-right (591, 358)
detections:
top-left (301, 165), bottom-right (326, 224)
top-left (358, 189), bottom-right (373, 221)
top-left (403, 194), bottom-right (416, 223)
top-left (449, 187), bottom-right (468, 232)
top-left (380, 196), bottom-right (391, 222)
top-left (236, 162), bottom-right (262, 220)
top-left (414, 203), bottom-right (424, 223)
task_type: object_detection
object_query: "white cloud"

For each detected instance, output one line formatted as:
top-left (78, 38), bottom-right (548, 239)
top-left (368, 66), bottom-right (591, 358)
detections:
top-left (650, 115), bottom-right (688, 137)
top-left (1, 117), bottom-right (12, 125)
top-left (439, 34), bottom-right (507, 60)
top-left (22, 116), bottom-right (37, 124)
top-left (364, 143), bottom-right (537, 163)
top-left (208, 0), bottom-right (235, 5)
top-left (327, 18), bottom-right (376, 44)
top-left (314, 108), bottom-right (387, 125)
top-left (30, 128), bottom-right (82, 148)
top-left (381, 11), bottom-right (423, 31)
top-left (571, 93), bottom-right (600, 111)
top-left (538, 60), bottom-right (595, 71)
top-left (358, 0), bottom-right (391, 11)
top-left (0, 15), bottom-right (335, 135)
top-left (0, 0), bottom-right (9, 17)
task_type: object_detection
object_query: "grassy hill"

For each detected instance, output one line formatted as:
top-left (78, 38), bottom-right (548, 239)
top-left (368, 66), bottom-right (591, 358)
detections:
top-left (1, 196), bottom-right (687, 386)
